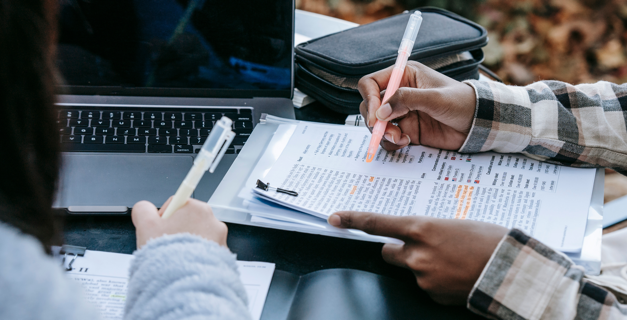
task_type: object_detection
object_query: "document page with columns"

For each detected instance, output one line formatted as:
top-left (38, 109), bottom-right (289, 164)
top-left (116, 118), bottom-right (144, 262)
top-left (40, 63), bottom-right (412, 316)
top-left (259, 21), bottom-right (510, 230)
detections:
top-left (252, 122), bottom-right (596, 252)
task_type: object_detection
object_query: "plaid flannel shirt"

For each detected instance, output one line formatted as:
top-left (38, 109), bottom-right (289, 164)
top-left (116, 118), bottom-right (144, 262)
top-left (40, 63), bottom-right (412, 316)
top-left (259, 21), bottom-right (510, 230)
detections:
top-left (459, 80), bottom-right (627, 319)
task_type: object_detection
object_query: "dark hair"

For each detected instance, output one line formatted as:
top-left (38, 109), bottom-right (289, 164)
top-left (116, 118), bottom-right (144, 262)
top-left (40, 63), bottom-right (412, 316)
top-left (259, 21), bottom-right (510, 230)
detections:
top-left (0, 0), bottom-right (61, 252)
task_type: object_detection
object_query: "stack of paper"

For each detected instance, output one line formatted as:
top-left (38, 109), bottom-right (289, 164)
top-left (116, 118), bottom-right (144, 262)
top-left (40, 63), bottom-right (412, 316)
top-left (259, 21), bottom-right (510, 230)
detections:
top-left (65, 249), bottom-right (275, 320)
top-left (239, 121), bottom-right (597, 252)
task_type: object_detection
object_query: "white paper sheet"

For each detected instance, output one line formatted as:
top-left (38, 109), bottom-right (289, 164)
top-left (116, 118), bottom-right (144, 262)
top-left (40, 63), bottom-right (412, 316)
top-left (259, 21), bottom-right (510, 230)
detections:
top-left (66, 250), bottom-right (275, 320)
top-left (294, 33), bottom-right (311, 46)
top-left (251, 122), bottom-right (597, 252)
top-left (245, 198), bottom-right (402, 244)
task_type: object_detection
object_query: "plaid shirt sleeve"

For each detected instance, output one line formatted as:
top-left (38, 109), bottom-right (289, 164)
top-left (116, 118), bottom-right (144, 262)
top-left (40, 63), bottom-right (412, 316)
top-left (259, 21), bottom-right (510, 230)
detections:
top-left (460, 80), bottom-right (627, 174)
top-left (468, 229), bottom-right (627, 320)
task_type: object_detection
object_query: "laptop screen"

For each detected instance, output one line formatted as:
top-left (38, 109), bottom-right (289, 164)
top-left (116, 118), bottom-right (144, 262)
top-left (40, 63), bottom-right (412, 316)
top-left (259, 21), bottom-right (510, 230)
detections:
top-left (56, 0), bottom-right (293, 98)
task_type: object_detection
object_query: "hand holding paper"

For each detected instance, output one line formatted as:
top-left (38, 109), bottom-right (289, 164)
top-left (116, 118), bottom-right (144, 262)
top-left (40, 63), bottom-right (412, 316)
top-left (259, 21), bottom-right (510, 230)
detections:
top-left (329, 210), bottom-right (507, 305)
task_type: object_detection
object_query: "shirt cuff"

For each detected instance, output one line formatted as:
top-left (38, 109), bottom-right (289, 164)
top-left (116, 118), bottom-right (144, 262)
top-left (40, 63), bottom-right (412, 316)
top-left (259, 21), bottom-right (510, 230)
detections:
top-left (459, 80), bottom-right (533, 154)
top-left (467, 229), bottom-right (573, 320)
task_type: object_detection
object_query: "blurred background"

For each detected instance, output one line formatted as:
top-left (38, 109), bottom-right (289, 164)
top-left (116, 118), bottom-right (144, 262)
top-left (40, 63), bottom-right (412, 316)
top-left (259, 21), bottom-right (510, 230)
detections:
top-left (297, 0), bottom-right (627, 206)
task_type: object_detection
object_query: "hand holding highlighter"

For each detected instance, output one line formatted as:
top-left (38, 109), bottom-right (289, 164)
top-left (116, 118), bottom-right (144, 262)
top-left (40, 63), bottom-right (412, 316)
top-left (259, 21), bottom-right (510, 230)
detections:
top-left (366, 11), bottom-right (423, 162)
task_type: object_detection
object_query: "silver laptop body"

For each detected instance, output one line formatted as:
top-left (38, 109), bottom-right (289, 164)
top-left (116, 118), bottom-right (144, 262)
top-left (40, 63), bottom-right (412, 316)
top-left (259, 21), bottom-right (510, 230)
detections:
top-left (53, 0), bottom-right (295, 214)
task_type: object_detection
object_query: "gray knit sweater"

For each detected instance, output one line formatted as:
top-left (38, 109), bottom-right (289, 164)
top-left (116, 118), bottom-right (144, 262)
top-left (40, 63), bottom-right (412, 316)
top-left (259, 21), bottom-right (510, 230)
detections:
top-left (0, 222), bottom-right (251, 320)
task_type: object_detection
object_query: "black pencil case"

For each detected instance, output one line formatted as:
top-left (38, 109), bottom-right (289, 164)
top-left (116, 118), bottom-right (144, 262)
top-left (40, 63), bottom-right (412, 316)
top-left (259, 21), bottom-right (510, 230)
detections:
top-left (294, 8), bottom-right (488, 114)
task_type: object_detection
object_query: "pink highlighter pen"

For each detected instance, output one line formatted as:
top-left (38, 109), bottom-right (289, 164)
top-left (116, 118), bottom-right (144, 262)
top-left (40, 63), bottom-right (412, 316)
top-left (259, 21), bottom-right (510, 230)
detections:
top-left (366, 11), bottom-right (423, 163)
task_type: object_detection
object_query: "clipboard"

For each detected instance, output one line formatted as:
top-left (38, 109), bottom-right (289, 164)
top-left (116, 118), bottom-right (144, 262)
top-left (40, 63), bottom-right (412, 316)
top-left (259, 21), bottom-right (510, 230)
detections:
top-left (209, 115), bottom-right (605, 274)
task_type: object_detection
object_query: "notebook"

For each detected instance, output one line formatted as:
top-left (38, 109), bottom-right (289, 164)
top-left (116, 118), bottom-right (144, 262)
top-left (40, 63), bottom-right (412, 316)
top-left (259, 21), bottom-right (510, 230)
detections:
top-left (242, 121), bottom-right (597, 252)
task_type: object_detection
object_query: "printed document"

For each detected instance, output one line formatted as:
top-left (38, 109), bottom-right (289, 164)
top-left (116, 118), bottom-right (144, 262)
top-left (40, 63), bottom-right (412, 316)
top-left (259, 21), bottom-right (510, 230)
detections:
top-left (252, 122), bottom-right (597, 252)
top-left (66, 250), bottom-right (275, 320)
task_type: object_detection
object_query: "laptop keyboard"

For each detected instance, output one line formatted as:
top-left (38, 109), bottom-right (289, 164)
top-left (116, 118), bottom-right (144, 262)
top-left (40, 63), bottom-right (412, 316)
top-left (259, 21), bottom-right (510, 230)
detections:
top-left (57, 107), bottom-right (254, 154)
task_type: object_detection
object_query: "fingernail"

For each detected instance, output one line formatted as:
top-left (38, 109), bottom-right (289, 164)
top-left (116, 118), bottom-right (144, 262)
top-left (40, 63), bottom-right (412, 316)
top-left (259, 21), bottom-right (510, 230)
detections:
top-left (376, 103), bottom-right (392, 120)
top-left (366, 111), bottom-right (372, 127)
top-left (398, 134), bottom-right (410, 146)
top-left (384, 133), bottom-right (395, 144)
top-left (328, 214), bottom-right (342, 227)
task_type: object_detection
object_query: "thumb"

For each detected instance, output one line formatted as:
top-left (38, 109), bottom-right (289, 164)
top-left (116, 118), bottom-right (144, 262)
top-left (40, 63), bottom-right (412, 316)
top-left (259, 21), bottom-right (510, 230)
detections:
top-left (131, 200), bottom-right (160, 228)
top-left (376, 87), bottom-right (442, 122)
top-left (328, 211), bottom-right (415, 241)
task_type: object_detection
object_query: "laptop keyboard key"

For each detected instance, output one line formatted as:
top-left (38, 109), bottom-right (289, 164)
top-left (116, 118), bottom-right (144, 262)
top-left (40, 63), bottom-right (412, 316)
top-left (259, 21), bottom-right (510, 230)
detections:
top-left (139, 128), bottom-right (156, 136)
top-left (106, 136), bottom-right (123, 144)
top-left (75, 127), bottom-right (91, 135)
top-left (70, 119), bottom-right (89, 127)
top-left (161, 128), bottom-right (176, 136)
top-left (84, 136), bottom-right (103, 144)
top-left (145, 112), bottom-right (161, 121)
top-left (123, 112), bottom-right (140, 120)
top-left (235, 114), bottom-right (253, 122)
top-left (148, 145), bottom-right (172, 153)
top-left (185, 113), bottom-right (201, 121)
top-left (128, 136), bottom-right (145, 144)
top-left (169, 136), bottom-right (185, 145)
top-left (234, 120), bottom-right (253, 131)
top-left (114, 120), bottom-right (131, 128)
top-left (174, 145), bottom-right (193, 153)
top-left (96, 127), bottom-right (114, 135)
top-left (192, 137), bottom-right (206, 145)
top-left (117, 128), bottom-right (134, 135)
top-left (180, 129), bottom-right (197, 136)
top-left (174, 121), bottom-right (192, 129)
top-left (82, 111), bottom-right (98, 119)
top-left (134, 120), bottom-right (152, 128)
top-left (148, 136), bottom-right (166, 145)
top-left (156, 121), bottom-right (171, 129)
top-left (92, 119), bottom-right (110, 127)
top-left (165, 113), bottom-right (182, 121)
top-left (103, 111), bottom-right (121, 120)
top-left (205, 112), bottom-right (222, 121)
top-left (69, 144), bottom-right (145, 152)
top-left (223, 112), bottom-right (238, 121)
top-left (62, 135), bottom-right (80, 143)
top-left (199, 121), bottom-right (213, 129)
top-left (233, 136), bottom-right (248, 146)
top-left (62, 110), bottom-right (79, 119)
top-left (199, 129), bottom-right (211, 137)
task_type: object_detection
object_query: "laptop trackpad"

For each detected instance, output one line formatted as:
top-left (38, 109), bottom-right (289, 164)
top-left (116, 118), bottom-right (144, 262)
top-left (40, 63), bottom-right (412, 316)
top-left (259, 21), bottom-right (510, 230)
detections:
top-left (55, 154), bottom-right (193, 209)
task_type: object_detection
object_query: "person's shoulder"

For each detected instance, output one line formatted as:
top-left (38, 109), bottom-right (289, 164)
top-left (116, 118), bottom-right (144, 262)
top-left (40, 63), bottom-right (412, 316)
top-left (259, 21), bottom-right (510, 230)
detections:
top-left (0, 222), bottom-right (51, 277)
top-left (0, 223), bottom-right (99, 320)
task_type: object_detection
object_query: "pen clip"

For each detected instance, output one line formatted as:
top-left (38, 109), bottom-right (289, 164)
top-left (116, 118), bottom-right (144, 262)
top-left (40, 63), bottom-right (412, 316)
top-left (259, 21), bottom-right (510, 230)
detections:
top-left (209, 130), bottom-right (235, 173)
top-left (256, 179), bottom-right (299, 197)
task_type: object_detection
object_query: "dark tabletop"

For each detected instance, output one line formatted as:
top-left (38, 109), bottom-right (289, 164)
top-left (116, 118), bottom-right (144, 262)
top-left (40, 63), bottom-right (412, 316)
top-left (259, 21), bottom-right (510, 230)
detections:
top-left (63, 102), bottom-right (480, 318)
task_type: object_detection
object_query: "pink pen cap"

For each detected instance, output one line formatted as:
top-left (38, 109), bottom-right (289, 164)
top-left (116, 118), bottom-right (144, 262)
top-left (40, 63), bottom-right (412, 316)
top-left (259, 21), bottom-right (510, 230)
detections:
top-left (365, 11), bottom-right (423, 163)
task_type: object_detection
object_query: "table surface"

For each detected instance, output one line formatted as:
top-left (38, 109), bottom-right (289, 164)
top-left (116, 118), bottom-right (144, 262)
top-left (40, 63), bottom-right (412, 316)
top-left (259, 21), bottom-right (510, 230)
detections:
top-left (63, 102), bottom-right (479, 318)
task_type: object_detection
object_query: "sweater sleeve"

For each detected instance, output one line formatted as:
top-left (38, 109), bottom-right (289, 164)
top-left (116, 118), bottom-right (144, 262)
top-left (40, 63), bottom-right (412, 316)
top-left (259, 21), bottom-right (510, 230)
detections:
top-left (0, 223), bottom-right (101, 320)
top-left (468, 229), bottom-right (627, 320)
top-left (124, 233), bottom-right (251, 320)
top-left (460, 80), bottom-right (627, 175)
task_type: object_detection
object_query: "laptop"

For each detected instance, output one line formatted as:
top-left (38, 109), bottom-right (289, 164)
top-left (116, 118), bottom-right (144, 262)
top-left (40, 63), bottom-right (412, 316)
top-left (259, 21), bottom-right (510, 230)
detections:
top-left (53, 0), bottom-right (295, 214)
